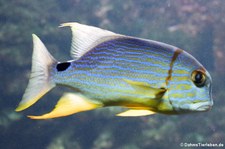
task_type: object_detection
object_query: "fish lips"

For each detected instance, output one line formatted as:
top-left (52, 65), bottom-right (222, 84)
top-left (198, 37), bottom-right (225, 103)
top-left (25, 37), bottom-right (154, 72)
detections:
top-left (195, 82), bottom-right (213, 112)
top-left (192, 101), bottom-right (213, 112)
top-left (179, 101), bottom-right (213, 112)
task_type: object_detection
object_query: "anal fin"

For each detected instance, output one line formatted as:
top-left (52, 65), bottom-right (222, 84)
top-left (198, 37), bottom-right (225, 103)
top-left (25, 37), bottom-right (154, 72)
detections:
top-left (116, 109), bottom-right (155, 117)
top-left (28, 93), bottom-right (102, 119)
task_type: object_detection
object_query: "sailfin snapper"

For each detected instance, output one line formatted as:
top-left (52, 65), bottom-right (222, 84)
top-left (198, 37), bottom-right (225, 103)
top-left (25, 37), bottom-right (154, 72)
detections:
top-left (16, 22), bottom-right (213, 119)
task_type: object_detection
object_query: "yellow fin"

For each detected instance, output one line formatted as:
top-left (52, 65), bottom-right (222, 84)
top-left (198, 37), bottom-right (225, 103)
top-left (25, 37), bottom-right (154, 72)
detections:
top-left (28, 93), bottom-right (102, 119)
top-left (116, 109), bottom-right (156, 117)
top-left (124, 79), bottom-right (166, 99)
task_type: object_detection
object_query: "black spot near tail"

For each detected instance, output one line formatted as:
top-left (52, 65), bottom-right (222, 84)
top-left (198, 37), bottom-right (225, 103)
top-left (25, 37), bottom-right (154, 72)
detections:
top-left (56, 62), bottom-right (71, 71)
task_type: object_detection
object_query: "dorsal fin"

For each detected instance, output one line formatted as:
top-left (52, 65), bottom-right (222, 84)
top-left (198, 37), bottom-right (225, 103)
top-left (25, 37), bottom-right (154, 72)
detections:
top-left (60, 22), bottom-right (122, 60)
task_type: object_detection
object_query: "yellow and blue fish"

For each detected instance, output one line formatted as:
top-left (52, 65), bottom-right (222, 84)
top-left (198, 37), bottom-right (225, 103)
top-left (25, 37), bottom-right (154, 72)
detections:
top-left (15, 22), bottom-right (213, 119)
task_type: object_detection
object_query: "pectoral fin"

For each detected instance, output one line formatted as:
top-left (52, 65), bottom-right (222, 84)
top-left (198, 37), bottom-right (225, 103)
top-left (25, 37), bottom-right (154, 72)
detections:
top-left (124, 79), bottom-right (166, 99)
top-left (117, 109), bottom-right (156, 117)
top-left (28, 93), bottom-right (102, 119)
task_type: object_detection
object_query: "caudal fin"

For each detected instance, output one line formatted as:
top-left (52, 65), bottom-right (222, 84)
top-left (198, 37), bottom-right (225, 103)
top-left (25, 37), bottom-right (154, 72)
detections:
top-left (15, 34), bottom-right (57, 112)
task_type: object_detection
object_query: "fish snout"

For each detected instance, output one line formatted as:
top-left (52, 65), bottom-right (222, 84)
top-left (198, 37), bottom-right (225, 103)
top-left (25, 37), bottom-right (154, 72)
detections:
top-left (195, 101), bottom-right (213, 112)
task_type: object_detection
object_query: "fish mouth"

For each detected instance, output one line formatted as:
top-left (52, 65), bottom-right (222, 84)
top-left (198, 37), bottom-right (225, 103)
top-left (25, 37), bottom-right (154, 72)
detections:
top-left (196, 105), bottom-right (211, 111)
top-left (193, 101), bottom-right (213, 111)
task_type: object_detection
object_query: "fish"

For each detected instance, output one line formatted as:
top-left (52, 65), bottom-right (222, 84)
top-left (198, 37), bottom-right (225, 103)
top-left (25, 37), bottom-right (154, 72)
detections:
top-left (15, 22), bottom-right (213, 119)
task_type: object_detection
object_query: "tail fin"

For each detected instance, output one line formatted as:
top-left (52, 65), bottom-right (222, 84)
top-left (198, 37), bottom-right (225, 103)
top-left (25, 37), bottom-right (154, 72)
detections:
top-left (15, 34), bottom-right (57, 112)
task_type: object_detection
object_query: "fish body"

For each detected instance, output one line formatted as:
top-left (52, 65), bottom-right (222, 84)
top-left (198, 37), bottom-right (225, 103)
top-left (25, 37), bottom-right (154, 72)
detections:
top-left (15, 23), bottom-right (213, 119)
top-left (55, 38), bottom-right (174, 109)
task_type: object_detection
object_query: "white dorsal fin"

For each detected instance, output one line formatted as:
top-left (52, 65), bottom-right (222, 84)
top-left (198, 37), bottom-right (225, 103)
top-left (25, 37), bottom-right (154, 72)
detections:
top-left (60, 22), bottom-right (122, 60)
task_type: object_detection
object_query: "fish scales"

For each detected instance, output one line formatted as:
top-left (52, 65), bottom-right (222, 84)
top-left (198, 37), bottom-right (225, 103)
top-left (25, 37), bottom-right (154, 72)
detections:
top-left (54, 38), bottom-right (175, 103)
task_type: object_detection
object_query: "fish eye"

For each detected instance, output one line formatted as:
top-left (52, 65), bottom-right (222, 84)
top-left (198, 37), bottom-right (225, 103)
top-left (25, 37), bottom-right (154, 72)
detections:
top-left (191, 70), bottom-right (206, 87)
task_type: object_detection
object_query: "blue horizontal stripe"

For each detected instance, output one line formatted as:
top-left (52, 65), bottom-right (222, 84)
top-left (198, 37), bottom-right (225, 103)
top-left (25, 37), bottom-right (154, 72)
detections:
top-left (72, 70), bottom-right (166, 81)
top-left (57, 75), bottom-right (161, 92)
top-left (169, 88), bottom-right (195, 94)
top-left (92, 45), bottom-right (172, 62)
top-left (83, 50), bottom-right (171, 65)
top-left (75, 57), bottom-right (170, 71)
top-left (78, 65), bottom-right (168, 77)
top-left (169, 81), bottom-right (192, 85)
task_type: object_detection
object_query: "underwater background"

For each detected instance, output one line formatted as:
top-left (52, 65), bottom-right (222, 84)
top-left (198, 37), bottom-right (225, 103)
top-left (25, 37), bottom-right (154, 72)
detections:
top-left (1, 0), bottom-right (225, 148)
